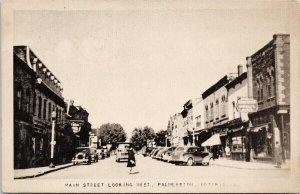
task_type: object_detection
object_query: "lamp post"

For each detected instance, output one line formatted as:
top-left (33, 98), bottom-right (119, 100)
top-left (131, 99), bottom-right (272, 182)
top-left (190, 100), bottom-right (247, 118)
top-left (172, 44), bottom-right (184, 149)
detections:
top-left (192, 128), bottom-right (195, 146)
top-left (49, 111), bottom-right (57, 168)
top-left (165, 134), bottom-right (168, 147)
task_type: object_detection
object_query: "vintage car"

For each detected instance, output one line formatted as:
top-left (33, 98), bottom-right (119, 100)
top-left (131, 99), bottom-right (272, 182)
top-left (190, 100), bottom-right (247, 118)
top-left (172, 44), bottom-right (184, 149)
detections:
top-left (155, 147), bottom-right (170, 160)
top-left (170, 146), bottom-right (213, 166)
top-left (72, 147), bottom-right (92, 165)
top-left (152, 147), bottom-right (163, 159)
top-left (115, 142), bottom-right (132, 162)
top-left (142, 147), bottom-right (155, 157)
top-left (89, 147), bottom-right (99, 162)
top-left (162, 147), bottom-right (177, 162)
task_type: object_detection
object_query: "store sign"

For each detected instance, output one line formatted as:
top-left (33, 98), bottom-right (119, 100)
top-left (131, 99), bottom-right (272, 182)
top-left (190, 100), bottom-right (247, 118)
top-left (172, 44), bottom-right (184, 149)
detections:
top-left (237, 98), bottom-right (258, 113)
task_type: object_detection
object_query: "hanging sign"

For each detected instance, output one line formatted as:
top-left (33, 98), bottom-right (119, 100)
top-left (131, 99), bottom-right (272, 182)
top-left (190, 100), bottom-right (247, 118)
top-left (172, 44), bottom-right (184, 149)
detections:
top-left (237, 97), bottom-right (258, 113)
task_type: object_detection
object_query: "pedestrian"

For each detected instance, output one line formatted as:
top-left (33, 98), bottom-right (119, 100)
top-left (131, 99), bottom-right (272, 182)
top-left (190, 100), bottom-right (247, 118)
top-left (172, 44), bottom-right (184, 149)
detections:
top-left (225, 145), bottom-right (230, 158)
top-left (212, 145), bottom-right (219, 160)
top-left (127, 144), bottom-right (136, 174)
top-left (274, 141), bottom-right (282, 168)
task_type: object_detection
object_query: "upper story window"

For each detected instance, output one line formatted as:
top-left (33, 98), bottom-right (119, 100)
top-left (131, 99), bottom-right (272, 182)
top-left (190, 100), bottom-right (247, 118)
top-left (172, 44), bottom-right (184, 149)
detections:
top-left (215, 99), bottom-right (219, 119)
top-left (25, 89), bottom-right (31, 113)
top-left (38, 96), bottom-right (42, 118)
top-left (17, 89), bottom-right (22, 111)
top-left (43, 99), bottom-right (47, 120)
top-left (48, 102), bottom-right (51, 121)
top-left (210, 102), bottom-right (214, 121)
top-left (33, 92), bottom-right (36, 115)
top-left (232, 101), bottom-right (236, 119)
top-left (205, 105), bottom-right (209, 122)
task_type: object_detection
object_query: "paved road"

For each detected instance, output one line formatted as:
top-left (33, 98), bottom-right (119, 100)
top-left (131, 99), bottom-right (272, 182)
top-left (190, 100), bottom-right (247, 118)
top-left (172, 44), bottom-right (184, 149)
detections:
top-left (37, 154), bottom-right (290, 179)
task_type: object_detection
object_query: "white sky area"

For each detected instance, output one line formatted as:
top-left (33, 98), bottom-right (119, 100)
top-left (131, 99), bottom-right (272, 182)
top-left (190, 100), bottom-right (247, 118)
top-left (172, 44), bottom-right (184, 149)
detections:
top-left (14, 9), bottom-right (290, 136)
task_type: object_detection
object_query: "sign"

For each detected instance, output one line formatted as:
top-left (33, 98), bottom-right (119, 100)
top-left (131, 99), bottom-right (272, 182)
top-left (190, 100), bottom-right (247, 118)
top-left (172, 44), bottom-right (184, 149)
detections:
top-left (236, 98), bottom-right (258, 113)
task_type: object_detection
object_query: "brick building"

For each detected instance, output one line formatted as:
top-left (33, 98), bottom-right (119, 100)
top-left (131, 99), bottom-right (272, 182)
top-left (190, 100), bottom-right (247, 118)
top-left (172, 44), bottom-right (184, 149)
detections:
top-left (14, 46), bottom-right (75, 169)
top-left (247, 34), bottom-right (290, 162)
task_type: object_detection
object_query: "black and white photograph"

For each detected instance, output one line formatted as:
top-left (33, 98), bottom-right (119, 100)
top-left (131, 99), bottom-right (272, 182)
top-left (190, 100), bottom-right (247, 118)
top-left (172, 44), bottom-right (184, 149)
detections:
top-left (1, 0), bottom-right (300, 193)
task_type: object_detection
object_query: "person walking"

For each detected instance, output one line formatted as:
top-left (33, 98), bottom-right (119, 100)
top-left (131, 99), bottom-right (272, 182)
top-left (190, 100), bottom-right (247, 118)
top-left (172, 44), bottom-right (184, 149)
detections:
top-left (274, 141), bottom-right (282, 168)
top-left (127, 145), bottom-right (136, 174)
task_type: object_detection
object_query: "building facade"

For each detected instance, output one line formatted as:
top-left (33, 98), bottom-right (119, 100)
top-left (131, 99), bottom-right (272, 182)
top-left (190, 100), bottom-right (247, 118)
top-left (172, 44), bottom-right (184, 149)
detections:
top-left (14, 46), bottom-right (75, 169)
top-left (67, 101), bottom-right (92, 147)
top-left (247, 34), bottom-right (290, 162)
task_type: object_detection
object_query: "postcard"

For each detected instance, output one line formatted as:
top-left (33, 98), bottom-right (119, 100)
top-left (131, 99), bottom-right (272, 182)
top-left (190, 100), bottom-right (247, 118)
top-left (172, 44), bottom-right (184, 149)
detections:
top-left (1, 0), bottom-right (300, 193)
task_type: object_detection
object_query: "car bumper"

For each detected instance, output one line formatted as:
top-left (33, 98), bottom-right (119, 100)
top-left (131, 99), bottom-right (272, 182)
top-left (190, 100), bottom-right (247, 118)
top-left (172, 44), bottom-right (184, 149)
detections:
top-left (72, 158), bottom-right (89, 163)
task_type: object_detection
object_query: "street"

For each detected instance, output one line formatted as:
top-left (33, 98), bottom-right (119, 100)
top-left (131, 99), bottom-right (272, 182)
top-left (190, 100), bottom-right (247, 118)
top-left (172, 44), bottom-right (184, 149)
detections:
top-left (36, 154), bottom-right (290, 179)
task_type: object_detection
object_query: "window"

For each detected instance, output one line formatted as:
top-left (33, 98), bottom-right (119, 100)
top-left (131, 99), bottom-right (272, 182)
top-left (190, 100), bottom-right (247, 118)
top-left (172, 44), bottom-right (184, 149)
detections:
top-left (43, 99), bottom-right (47, 120)
top-left (210, 102), bottom-right (214, 121)
top-left (232, 101), bottom-right (236, 119)
top-left (17, 89), bottom-right (22, 111)
top-left (33, 92), bottom-right (36, 115)
top-left (26, 89), bottom-right (31, 113)
top-left (196, 115), bottom-right (201, 127)
top-left (38, 96), bottom-right (42, 118)
top-left (215, 99), bottom-right (219, 119)
top-left (48, 102), bottom-right (51, 121)
top-left (205, 105), bottom-right (209, 122)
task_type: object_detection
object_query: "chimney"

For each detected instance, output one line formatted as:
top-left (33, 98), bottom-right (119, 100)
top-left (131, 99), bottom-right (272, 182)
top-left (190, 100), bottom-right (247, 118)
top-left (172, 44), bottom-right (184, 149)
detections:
top-left (238, 64), bottom-right (243, 76)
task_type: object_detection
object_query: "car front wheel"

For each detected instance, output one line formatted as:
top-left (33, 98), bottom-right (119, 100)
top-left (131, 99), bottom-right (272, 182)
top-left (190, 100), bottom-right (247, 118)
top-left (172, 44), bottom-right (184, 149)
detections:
top-left (207, 158), bottom-right (214, 166)
top-left (187, 158), bottom-right (194, 166)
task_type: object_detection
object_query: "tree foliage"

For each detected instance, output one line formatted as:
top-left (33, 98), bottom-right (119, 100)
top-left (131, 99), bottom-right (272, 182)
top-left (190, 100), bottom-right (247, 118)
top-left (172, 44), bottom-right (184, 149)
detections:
top-left (95, 123), bottom-right (127, 147)
top-left (130, 126), bottom-right (156, 150)
top-left (155, 130), bottom-right (169, 147)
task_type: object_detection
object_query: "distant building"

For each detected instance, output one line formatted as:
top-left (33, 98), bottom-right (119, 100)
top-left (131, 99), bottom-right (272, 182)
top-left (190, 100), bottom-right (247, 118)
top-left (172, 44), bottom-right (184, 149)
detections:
top-left (247, 34), bottom-right (290, 162)
top-left (66, 101), bottom-right (92, 147)
top-left (14, 46), bottom-right (75, 169)
top-left (169, 113), bottom-right (184, 146)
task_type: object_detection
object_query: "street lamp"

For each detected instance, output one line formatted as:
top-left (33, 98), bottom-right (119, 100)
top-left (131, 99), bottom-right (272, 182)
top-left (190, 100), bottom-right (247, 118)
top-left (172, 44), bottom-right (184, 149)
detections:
top-left (165, 134), bottom-right (168, 147)
top-left (49, 111), bottom-right (57, 168)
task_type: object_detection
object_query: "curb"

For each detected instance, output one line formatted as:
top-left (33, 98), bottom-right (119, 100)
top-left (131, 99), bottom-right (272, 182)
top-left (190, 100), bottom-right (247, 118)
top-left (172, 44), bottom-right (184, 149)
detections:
top-left (213, 163), bottom-right (290, 171)
top-left (14, 164), bottom-right (74, 179)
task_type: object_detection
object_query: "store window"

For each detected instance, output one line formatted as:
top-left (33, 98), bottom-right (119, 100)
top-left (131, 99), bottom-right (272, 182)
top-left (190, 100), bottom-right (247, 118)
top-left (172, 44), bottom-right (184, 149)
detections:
top-left (252, 126), bottom-right (273, 158)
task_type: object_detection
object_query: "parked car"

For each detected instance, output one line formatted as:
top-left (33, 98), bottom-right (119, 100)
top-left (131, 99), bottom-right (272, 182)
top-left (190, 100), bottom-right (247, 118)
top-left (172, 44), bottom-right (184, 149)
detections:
top-left (152, 147), bottom-right (163, 159)
top-left (96, 149), bottom-right (105, 160)
top-left (162, 147), bottom-right (177, 162)
top-left (142, 147), bottom-right (155, 157)
top-left (89, 147), bottom-right (99, 163)
top-left (72, 147), bottom-right (92, 165)
top-left (100, 146), bottom-right (110, 158)
top-left (149, 148), bottom-right (157, 157)
top-left (155, 147), bottom-right (170, 160)
top-left (170, 146), bottom-right (213, 166)
top-left (115, 142), bottom-right (132, 162)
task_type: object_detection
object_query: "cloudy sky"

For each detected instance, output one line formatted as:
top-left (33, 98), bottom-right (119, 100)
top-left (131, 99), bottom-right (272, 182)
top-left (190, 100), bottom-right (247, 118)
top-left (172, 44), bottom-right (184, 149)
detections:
top-left (14, 6), bottom-right (291, 136)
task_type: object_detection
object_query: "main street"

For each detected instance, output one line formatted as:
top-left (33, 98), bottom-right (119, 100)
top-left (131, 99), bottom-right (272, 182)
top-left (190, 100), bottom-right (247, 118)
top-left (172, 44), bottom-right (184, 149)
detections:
top-left (36, 154), bottom-right (290, 179)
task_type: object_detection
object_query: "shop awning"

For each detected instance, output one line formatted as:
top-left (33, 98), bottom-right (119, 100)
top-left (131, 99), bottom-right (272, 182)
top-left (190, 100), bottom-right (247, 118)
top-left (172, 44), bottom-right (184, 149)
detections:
top-left (201, 134), bottom-right (221, 146)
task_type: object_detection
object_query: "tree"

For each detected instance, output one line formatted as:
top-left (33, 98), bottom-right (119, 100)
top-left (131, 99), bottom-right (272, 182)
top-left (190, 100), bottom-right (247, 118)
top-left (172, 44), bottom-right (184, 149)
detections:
top-left (95, 123), bottom-right (127, 148)
top-left (130, 126), bottom-right (156, 150)
top-left (155, 130), bottom-right (169, 147)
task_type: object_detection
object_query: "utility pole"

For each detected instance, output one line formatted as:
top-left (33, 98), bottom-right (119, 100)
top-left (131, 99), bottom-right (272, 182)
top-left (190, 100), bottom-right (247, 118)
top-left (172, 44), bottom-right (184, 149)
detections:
top-left (49, 111), bottom-right (57, 168)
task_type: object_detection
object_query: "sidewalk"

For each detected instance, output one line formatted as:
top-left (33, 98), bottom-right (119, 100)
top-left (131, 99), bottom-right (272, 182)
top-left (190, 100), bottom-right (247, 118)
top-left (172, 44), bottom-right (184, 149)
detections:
top-left (213, 158), bottom-right (290, 170)
top-left (14, 163), bottom-right (74, 179)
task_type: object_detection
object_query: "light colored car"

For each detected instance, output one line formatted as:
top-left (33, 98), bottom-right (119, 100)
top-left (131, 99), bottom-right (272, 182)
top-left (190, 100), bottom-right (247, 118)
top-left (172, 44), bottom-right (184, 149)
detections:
top-left (72, 147), bottom-right (92, 165)
top-left (162, 147), bottom-right (177, 162)
top-left (115, 143), bottom-right (131, 162)
top-left (170, 146), bottom-right (213, 166)
top-left (155, 147), bottom-right (170, 160)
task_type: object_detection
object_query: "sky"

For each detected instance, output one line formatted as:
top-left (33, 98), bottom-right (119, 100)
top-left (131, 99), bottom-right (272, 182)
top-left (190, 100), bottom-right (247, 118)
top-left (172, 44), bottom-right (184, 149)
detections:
top-left (13, 7), bottom-right (291, 137)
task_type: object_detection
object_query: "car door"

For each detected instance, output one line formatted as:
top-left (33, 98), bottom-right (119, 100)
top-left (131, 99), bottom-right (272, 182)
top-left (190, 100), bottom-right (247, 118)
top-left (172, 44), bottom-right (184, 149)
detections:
top-left (192, 148), bottom-right (203, 163)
